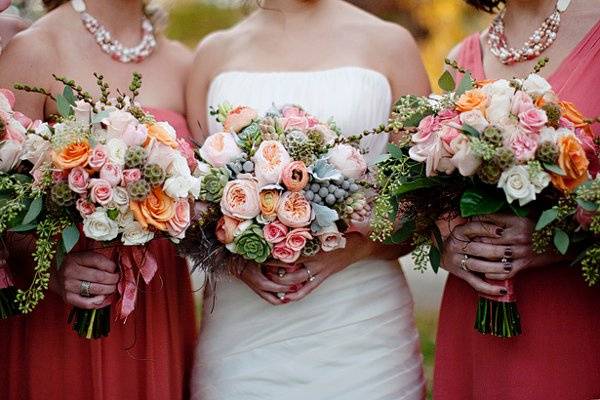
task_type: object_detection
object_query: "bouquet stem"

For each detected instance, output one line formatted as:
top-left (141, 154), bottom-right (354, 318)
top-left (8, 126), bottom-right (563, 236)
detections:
top-left (68, 306), bottom-right (111, 339)
top-left (475, 279), bottom-right (521, 338)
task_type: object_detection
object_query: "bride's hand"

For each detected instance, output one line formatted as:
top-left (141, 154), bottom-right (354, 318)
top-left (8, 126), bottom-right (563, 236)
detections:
top-left (265, 234), bottom-right (375, 303)
top-left (237, 260), bottom-right (294, 305)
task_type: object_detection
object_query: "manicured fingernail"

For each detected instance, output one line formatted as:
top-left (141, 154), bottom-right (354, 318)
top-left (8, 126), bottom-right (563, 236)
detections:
top-left (289, 285), bottom-right (299, 292)
top-left (504, 248), bottom-right (512, 257)
top-left (282, 298), bottom-right (290, 304)
top-left (503, 265), bottom-right (513, 272)
top-left (500, 289), bottom-right (507, 295)
top-left (496, 228), bottom-right (504, 236)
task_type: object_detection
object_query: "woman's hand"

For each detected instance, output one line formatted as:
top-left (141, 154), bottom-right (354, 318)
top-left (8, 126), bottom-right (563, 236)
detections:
top-left (237, 260), bottom-right (294, 305)
top-left (49, 251), bottom-right (119, 309)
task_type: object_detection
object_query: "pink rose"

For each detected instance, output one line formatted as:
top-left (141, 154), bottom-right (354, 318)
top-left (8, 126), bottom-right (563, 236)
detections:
top-left (518, 108), bottom-right (548, 134)
top-left (223, 106), bottom-right (258, 133)
top-left (167, 199), bottom-right (191, 239)
top-left (76, 198), bottom-right (96, 218)
top-left (88, 145), bottom-right (108, 170)
top-left (272, 242), bottom-right (301, 264)
top-left (52, 170), bottom-right (68, 182)
top-left (122, 168), bottom-right (142, 186)
top-left (216, 216), bottom-right (241, 244)
top-left (317, 225), bottom-right (347, 252)
top-left (263, 220), bottom-right (288, 244)
top-left (121, 123), bottom-right (148, 146)
top-left (199, 132), bottom-right (243, 168)
top-left (327, 144), bottom-right (367, 180)
top-left (88, 178), bottom-right (113, 206)
top-left (559, 117), bottom-right (576, 130)
top-left (68, 167), bottom-right (90, 194)
top-left (437, 109), bottom-right (459, 122)
top-left (439, 122), bottom-right (461, 149)
top-left (220, 178), bottom-right (260, 220)
top-left (409, 135), bottom-right (455, 177)
top-left (177, 138), bottom-right (199, 171)
top-left (575, 206), bottom-right (596, 230)
top-left (252, 140), bottom-right (292, 186)
top-left (99, 162), bottom-right (123, 187)
top-left (285, 228), bottom-right (312, 251)
top-left (511, 91), bottom-right (535, 115)
top-left (281, 105), bottom-right (317, 131)
top-left (277, 191), bottom-right (312, 228)
top-left (415, 115), bottom-right (440, 142)
top-left (507, 132), bottom-right (539, 162)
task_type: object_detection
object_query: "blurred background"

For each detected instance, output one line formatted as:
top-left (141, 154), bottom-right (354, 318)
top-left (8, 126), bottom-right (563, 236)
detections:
top-left (6, 0), bottom-right (493, 393)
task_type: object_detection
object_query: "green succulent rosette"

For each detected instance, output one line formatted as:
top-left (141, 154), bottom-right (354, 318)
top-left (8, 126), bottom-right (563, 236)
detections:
top-left (231, 224), bottom-right (271, 264)
top-left (200, 167), bottom-right (230, 203)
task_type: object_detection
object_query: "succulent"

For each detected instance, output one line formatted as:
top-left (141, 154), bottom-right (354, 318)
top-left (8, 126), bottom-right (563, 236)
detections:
top-left (124, 146), bottom-right (148, 169)
top-left (200, 167), bottom-right (230, 203)
top-left (127, 179), bottom-right (151, 201)
top-left (50, 182), bottom-right (75, 207)
top-left (143, 164), bottom-right (166, 187)
top-left (232, 225), bottom-right (271, 263)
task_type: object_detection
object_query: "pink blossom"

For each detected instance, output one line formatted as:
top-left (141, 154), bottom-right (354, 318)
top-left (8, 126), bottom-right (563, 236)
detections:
top-left (263, 220), bottom-right (289, 244)
top-left (575, 206), bottom-right (596, 230)
top-left (167, 199), bottom-right (191, 239)
top-left (177, 138), bottom-right (198, 171)
top-left (88, 178), bottom-right (113, 206)
top-left (509, 132), bottom-right (539, 162)
top-left (88, 145), bottom-right (108, 170)
top-left (285, 228), bottom-right (312, 251)
top-left (518, 108), bottom-right (548, 134)
top-left (511, 91), bottom-right (535, 115)
top-left (121, 123), bottom-right (148, 146)
top-left (68, 167), bottom-right (89, 194)
top-left (272, 242), bottom-right (301, 264)
top-left (281, 105), bottom-right (317, 131)
top-left (99, 162), bottom-right (123, 187)
top-left (122, 168), bottom-right (142, 186)
top-left (413, 115), bottom-right (440, 143)
top-left (76, 198), bottom-right (96, 217)
top-left (52, 170), bottom-right (67, 182)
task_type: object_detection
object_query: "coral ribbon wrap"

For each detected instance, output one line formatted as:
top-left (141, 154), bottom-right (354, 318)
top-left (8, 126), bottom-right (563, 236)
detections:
top-left (116, 246), bottom-right (158, 321)
top-left (482, 278), bottom-right (517, 302)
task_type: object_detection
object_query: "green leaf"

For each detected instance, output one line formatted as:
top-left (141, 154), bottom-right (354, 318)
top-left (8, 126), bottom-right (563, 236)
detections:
top-left (55, 241), bottom-right (66, 270)
top-left (461, 123), bottom-right (481, 137)
top-left (62, 86), bottom-right (76, 106)
top-left (455, 71), bottom-right (474, 96)
top-left (544, 163), bottom-right (566, 176)
top-left (91, 110), bottom-right (109, 124)
top-left (429, 246), bottom-right (441, 273)
top-left (61, 224), bottom-right (80, 253)
top-left (22, 196), bottom-right (43, 225)
top-left (369, 153), bottom-right (391, 166)
top-left (387, 143), bottom-right (405, 160)
top-left (107, 208), bottom-right (120, 221)
top-left (438, 70), bottom-right (456, 92)
top-left (392, 177), bottom-right (440, 196)
top-left (535, 208), bottom-right (559, 230)
top-left (56, 94), bottom-right (73, 118)
top-left (385, 218), bottom-right (416, 244)
top-left (460, 188), bottom-right (505, 217)
top-left (9, 223), bottom-right (37, 233)
top-left (509, 203), bottom-right (529, 217)
top-left (432, 225), bottom-right (444, 250)
top-left (577, 199), bottom-right (598, 212)
top-left (553, 228), bottom-right (570, 255)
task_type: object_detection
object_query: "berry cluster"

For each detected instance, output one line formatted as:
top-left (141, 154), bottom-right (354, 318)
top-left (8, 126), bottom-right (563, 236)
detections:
top-left (303, 177), bottom-right (360, 206)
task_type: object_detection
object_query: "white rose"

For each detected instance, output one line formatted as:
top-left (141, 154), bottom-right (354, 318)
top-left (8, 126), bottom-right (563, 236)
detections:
top-left (106, 138), bottom-right (128, 166)
top-left (317, 224), bottom-right (347, 252)
top-left (82, 209), bottom-right (119, 241)
top-left (459, 109), bottom-right (489, 133)
top-left (188, 176), bottom-right (202, 199)
top-left (199, 132), bottom-right (243, 168)
top-left (449, 136), bottom-right (481, 176)
top-left (497, 165), bottom-right (537, 206)
top-left (327, 144), bottom-right (367, 180)
top-left (481, 79), bottom-right (514, 98)
top-left (194, 161), bottom-right (211, 177)
top-left (121, 220), bottom-right (154, 246)
top-left (109, 186), bottom-right (130, 210)
top-left (0, 141), bottom-right (23, 172)
top-left (73, 100), bottom-right (93, 123)
top-left (522, 74), bottom-right (553, 97)
top-left (102, 110), bottom-right (137, 138)
top-left (164, 175), bottom-right (192, 198)
top-left (539, 127), bottom-right (557, 144)
top-left (485, 94), bottom-right (512, 124)
top-left (168, 153), bottom-right (192, 178)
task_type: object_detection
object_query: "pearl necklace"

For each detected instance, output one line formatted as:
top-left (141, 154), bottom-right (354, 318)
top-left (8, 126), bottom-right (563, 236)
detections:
top-left (70, 0), bottom-right (157, 63)
top-left (487, 0), bottom-right (571, 65)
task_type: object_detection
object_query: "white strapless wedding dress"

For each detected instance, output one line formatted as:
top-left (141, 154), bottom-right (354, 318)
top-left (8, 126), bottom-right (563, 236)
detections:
top-left (192, 67), bottom-right (426, 400)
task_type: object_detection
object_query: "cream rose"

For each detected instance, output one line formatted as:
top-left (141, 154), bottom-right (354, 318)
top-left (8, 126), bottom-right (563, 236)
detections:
top-left (83, 209), bottom-right (119, 241)
top-left (199, 132), bottom-right (243, 168)
top-left (106, 138), bottom-right (128, 167)
top-left (121, 220), bottom-right (155, 246)
top-left (497, 165), bottom-right (537, 206)
top-left (327, 144), bottom-right (367, 180)
top-left (220, 178), bottom-right (261, 220)
top-left (459, 109), bottom-right (489, 133)
top-left (167, 199), bottom-right (191, 240)
top-left (103, 110), bottom-right (137, 138)
top-left (73, 100), bottom-right (93, 123)
top-left (252, 140), bottom-right (292, 186)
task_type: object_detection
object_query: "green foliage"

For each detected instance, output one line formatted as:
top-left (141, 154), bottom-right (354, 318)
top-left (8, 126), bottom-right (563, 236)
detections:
top-left (553, 228), bottom-right (570, 255)
top-left (460, 188), bottom-right (505, 217)
top-left (535, 208), bottom-right (559, 230)
top-left (438, 71), bottom-right (456, 92)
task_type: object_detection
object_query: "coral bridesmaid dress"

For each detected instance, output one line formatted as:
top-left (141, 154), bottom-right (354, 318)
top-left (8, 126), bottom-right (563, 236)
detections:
top-left (434, 22), bottom-right (600, 400)
top-left (0, 109), bottom-right (197, 400)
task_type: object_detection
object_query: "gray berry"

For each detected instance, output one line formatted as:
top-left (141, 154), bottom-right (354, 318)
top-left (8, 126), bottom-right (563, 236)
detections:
top-left (313, 194), bottom-right (322, 203)
top-left (328, 185), bottom-right (338, 194)
top-left (243, 161), bottom-right (255, 173)
top-left (325, 194), bottom-right (336, 205)
top-left (341, 181), bottom-right (350, 190)
top-left (333, 177), bottom-right (344, 186)
top-left (311, 183), bottom-right (321, 193)
top-left (318, 187), bottom-right (329, 198)
top-left (334, 189), bottom-right (345, 199)
top-left (305, 190), bottom-right (315, 201)
top-left (349, 183), bottom-right (359, 193)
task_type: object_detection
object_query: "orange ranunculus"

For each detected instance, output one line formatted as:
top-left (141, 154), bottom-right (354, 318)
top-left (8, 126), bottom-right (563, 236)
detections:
top-left (281, 161), bottom-right (309, 192)
top-left (550, 134), bottom-right (590, 192)
top-left (145, 123), bottom-right (178, 149)
top-left (53, 140), bottom-right (90, 169)
top-left (130, 187), bottom-right (175, 231)
top-left (456, 89), bottom-right (488, 113)
top-left (258, 189), bottom-right (281, 219)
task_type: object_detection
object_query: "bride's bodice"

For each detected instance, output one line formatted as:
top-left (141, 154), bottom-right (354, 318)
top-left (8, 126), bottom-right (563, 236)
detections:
top-left (206, 66), bottom-right (393, 161)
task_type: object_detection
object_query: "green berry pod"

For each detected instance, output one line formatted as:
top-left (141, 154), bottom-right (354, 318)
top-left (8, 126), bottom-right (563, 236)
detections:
top-left (143, 164), bottom-right (166, 187)
top-left (125, 146), bottom-right (148, 169)
top-left (127, 179), bottom-right (151, 201)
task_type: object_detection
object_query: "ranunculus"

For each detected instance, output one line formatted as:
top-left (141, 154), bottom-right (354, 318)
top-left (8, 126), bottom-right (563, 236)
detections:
top-left (76, 198), bottom-right (96, 217)
top-left (285, 228), bottom-right (312, 251)
top-left (518, 108), bottom-right (548, 134)
top-left (317, 224), bottom-right (347, 252)
top-left (88, 178), bottom-right (113, 206)
top-left (497, 165), bottom-right (538, 206)
top-left (73, 100), bottom-right (93, 123)
top-left (277, 191), bottom-right (312, 228)
top-left (459, 109), bottom-right (489, 133)
top-left (121, 220), bottom-right (154, 246)
top-left (130, 187), bottom-right (176, 231)
top-left (259, 188), bottom-right (281, 220)
top-left (167, 199), bottom-right (191, 239)
top-left (216, 216), bottom-right (242, 244)
top-left (550, 134), bottom-right (590, 192)
top-left (456, 89), bottom-right (488, 113)
top-left (511, 90), bottom-right (535, 115)
top-left (0, 140), bottom-right (23, 172)
top-left (199, 132), bottom-right (243, 168)
top-left (122, 168), bottom-right (142, 186)
top-left (100, 162), bottom-right (123, 187)
top-left (449, 135), bottom-right (481, 176)
top-left (272, 242), bottom-right (301, 263)
top-left (177, 138), bottom-right (199, 171)
top-left (68, 167), bottom-right (89, 194)
top-left (522, 74), bottom-right (553, 97)
top-left (103, 110), bottom-right (137, 138)
top-left (223, 106), bottom-right (257, 133)
top-left (253, 140), bottom-right (292, 186)
top-left (82, 209), bottom-right (119, 241)
top-left (106, 138), bottom-right (128, 167)
top-left (53, 140), bottom-right (90, 169)
top-left (121, 123), bottom-right (148, 146)
top-left (221, 178), bottom-right (260, 220)
top-left (281, 161), bottom-right (309, 192)
top-left (87, 145), bottom-right (108, 170)
top-left (263, 220), bottom-right (288, 244)
top-left (146, 122), bottom-right (178, 149)
top-left (327, 144), bottom-right (367, 180)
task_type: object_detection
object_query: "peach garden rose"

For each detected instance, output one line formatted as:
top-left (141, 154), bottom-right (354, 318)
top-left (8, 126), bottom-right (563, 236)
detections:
top-left (277, 191), bottom-right (312, 228)
top-left (221, 178), bottom-right (261, 220)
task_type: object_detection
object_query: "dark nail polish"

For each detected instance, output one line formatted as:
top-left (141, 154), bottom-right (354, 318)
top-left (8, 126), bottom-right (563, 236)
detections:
top-left (500, 289), bottom-right (508, 295)
top-left (503, 265), bottom-right (513, 272)
top-left (496, 228), bottom-right (504, 236)
top-left (282, 298), bottom-right (290, 304)
top-left (504, 248), bottom-right (513, 257)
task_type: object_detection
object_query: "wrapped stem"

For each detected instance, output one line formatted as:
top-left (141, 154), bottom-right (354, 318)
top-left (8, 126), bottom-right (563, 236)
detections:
top-left (475, 278), bottom-right (522, 338)
top-left (68, 305), bottom-right (111, 340)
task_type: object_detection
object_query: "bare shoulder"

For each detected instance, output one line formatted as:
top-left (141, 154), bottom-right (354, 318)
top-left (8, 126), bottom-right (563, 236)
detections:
top-left (159, 38), bottom-right (193, 68)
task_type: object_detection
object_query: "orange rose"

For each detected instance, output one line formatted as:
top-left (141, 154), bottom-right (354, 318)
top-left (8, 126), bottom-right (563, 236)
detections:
top-left (559, 101), bottom-right (594, 139)
top-left (53, 140), bottom-right (90, 169)
top-left (456, 89), bottom-right (488, 113)
top-left (550, 135), bottom-right (590, 192)
top-left (145, 123), bottom-right (178, 149)
top-left (281, 161), bottom-right (309, 192)
top-left (130, 187), bottom-right (175, 231)
top-left (259, 189), bottom-right (281, 219)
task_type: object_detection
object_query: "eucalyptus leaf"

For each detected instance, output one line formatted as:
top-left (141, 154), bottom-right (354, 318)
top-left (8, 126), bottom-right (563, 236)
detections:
top-left (310, 202), bottom-right (339, 232)
top-left (535, 208), bottom-right (558, 230)
top-left (576, 199), bottom-right (598, 212)
top-left (461, 123), bottom-right (481, 137)
top-left (62, 86), bottom-right (76, 106)
top-left (310, 159), bottom-right (343, 183)
top-left (9, 223), bottom-right (37, 233)
top-left (544, 163), bottom-right (566, 176)
top-left (91, 110), bottom-right (110, 124)
top-left (460, 188), bottom-right (505, 217)
top-left (438, 70), bottom-right (456, 92)
top-left (56, 94), bottom-right (73, 118)
top-left (62, 224), bottom-right (80, 253)
top-left (387, 143), bottom-right (405, 160)
top-left (455, 72), bottom-right (474, 97)
top-left (369, 153), bottom-right (391, 166)
top-left (553, 228), bottom-right (570, 255)
top-left (22, 196), bottom-right (43, 225)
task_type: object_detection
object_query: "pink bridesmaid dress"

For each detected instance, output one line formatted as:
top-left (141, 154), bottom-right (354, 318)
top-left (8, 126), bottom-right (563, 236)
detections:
top-left (0, 109), bottom-right (197, 400)
top-left (434, 22), bottom-right (600, 400)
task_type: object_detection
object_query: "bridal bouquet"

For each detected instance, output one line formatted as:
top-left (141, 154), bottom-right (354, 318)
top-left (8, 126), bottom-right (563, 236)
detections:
top-left (370, 61), bottom-right (599, 337)
top-left (0, 73), bottom-right (201, 338)
top-left (179, 104), bottom-right (371, 279)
